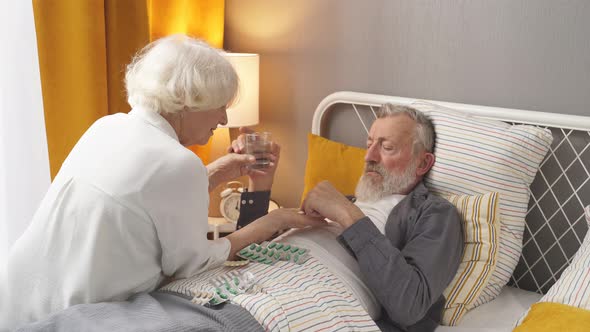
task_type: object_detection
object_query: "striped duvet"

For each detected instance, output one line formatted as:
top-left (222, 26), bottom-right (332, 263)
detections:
top-left (161, 257), bottom-right (379, 331)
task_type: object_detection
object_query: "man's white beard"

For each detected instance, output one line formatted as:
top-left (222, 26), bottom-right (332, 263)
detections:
top-left (355, 159), bottom-right (418, 202)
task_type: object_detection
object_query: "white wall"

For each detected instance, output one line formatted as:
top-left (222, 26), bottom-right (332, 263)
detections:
top-left (0, 0), bottom-right (50, 266)
top-left (225, 0), bottom-right (590, 207)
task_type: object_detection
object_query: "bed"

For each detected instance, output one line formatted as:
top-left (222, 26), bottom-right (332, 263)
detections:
top-left (16, 91), bottom-right (590, 331)
top-left (310, 91), bottom-right (590, 331)
top-left (162, 91), bottom-right (590, 331)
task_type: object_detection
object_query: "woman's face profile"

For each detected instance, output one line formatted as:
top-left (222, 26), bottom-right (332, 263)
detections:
top-left (178, 106), bottom-right (228, 146)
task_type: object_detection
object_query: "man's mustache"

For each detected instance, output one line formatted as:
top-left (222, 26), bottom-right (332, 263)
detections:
top-left (364, 162), bottom-right (386, 177)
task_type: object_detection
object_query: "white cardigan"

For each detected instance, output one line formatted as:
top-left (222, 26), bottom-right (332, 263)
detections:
top-left (0, 108), bottom-right (230, 328)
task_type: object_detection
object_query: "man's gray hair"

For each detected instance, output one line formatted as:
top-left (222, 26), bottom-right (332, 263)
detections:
top-left (125, 34), bottom-right (239, 114)
top-left (376, 103), bottom-right (435, 154)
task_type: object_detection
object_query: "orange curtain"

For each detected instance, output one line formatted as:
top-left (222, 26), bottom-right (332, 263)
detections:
top-left (33, 0), bottom-right (225, 179)
top-left (148, 0), bottom-right (225, 48)
top-left (104, 1), bottom-right (151, 117)
top-left (33, 0), bottom-right (112, 179)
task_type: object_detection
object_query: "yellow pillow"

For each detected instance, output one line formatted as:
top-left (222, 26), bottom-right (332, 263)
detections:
top-left (441, 192), bottom-right (500, 326)
top-left (301, 133), bottom-right (366, 203)
top-left (514, 302), bottom-right (590, 332)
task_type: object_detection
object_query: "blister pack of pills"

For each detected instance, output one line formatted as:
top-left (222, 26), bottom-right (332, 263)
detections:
top-left (223, 260), bottom-right (249, 267)
top-left (207, 270), bottom-right (257, 306)
top-left (237, 242), bottom-right (310, 265)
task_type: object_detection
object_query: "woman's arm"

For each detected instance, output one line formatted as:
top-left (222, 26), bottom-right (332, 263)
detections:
top-left (214, 127), bottom-right (300, 259)
top-left (225, 209), bottom-right (327, 260)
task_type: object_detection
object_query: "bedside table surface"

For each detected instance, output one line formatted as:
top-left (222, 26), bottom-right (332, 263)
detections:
top-left (208, 216), bottom-right (237, 239)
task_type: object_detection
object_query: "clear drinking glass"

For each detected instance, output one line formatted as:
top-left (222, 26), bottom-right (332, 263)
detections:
top-left (245, 132), bottom-right (272, 169)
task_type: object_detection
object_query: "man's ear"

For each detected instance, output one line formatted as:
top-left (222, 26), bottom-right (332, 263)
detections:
top-left (416, 152), bottom-right (435, 177)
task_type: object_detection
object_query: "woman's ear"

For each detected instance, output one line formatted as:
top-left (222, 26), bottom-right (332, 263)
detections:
top-left (416, 152), bottom-right (435, 177)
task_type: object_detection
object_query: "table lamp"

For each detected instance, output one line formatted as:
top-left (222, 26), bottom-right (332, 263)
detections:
top-left (223, 53), bottom-right (260, 128)
top-left (208, 53), bottom-right (260, 217)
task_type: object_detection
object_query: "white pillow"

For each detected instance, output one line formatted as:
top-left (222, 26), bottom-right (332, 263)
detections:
top-left (411, 100), bottom-right (553, 308)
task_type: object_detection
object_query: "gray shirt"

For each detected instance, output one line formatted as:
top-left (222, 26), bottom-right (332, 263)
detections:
top-left (338, 182), bottom-right (463, 332)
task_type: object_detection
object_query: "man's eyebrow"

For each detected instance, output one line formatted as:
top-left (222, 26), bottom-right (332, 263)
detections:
top-left (367, 136), bottom-right (395, 142)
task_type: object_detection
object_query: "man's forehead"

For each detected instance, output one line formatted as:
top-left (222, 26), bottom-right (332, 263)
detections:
top-left (368, 116), bottom-right (415, 140)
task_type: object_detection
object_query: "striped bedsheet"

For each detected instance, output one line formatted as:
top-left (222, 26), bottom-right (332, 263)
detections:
top-left (160, 257), bottom-right (379, 331)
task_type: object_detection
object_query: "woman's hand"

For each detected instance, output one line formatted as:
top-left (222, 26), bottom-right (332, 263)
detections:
top-left (228, 127), bottom-right (281, 192)
top-left (206, 153), bottom-right (255, 192)
top-left (226, 208), bottom-right (326, 259)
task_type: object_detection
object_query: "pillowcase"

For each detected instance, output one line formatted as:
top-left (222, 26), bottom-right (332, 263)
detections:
top-left (301, 133), bottom-right (366, 202)
top-left (441, 192), bottom-right (501, 326)
top-left (411, 100), bottom-right (553, 307)
top-left (516, 204), bottom-right (590, 327)
top-left (514, 302), bottom-right (590, 332)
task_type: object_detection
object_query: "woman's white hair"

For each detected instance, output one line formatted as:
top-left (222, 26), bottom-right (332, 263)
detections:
top-left (125, 34), bottom-right (239, 114)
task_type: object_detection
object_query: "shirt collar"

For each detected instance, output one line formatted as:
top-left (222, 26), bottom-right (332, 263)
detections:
top-left (128, 107), bottom-right (179, 142)
top-left (411, 181), bottom-right (429, 200)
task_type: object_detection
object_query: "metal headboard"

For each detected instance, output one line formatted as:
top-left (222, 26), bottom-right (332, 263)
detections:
top-left (312, 91), bottom-right (590, 294)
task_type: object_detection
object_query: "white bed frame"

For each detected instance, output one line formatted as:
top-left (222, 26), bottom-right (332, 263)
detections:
top-left (312, 91), bottom-right (590, 294)
top-left (313, 91), bottom-right (590, 135)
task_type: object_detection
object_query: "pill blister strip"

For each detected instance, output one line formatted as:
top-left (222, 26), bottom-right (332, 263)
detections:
top-left (207, 270), bottom-right (257, 306)
top-left (160, 242), bottom-right (310, 305)
top-left (159, 265), bottom-right (236, 299)
top-left (237, 241), bottom-right (310, 265)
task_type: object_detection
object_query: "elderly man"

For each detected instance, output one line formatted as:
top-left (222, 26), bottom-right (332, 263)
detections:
top-left (301, 103), bottom-right (463, 332)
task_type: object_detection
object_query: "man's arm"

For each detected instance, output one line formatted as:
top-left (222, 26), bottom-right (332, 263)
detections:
top-left (338, 200), bottom-right (463, 328)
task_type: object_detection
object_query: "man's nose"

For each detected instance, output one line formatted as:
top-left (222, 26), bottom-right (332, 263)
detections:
top-left (365, 143), bottom-right (380, 162)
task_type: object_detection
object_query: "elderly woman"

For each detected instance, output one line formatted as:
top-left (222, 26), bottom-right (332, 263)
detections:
top-left (0, 35), bottom-right (322, 329)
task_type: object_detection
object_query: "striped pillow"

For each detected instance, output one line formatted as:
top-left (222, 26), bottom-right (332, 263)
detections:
top-left (515, 206), bottom-right (590, 326)
top-left (412, 101), bottom-right (553, 307)
top-left (442, 192), bottom-right (500, 326)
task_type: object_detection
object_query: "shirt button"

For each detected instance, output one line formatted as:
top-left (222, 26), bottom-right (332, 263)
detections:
top-left (248, 199), bottom-right (254, 205)
top-left (241, 200), bottom-right (246, 205)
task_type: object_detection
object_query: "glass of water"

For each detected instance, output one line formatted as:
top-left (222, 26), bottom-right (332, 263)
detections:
top-left (245, 132), bottom-right (272, 169)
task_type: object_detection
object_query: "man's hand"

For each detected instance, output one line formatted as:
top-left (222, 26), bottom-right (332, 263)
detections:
top-left (301, 181), bottom-right (365, 229)
top-left (228, 127), bottom-right (281, 192)
top-left (263, 208), bottom-right (327, 231)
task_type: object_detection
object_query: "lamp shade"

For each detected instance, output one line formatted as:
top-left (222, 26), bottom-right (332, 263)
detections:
top-left (222, 53), bottom-right (259, 127)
